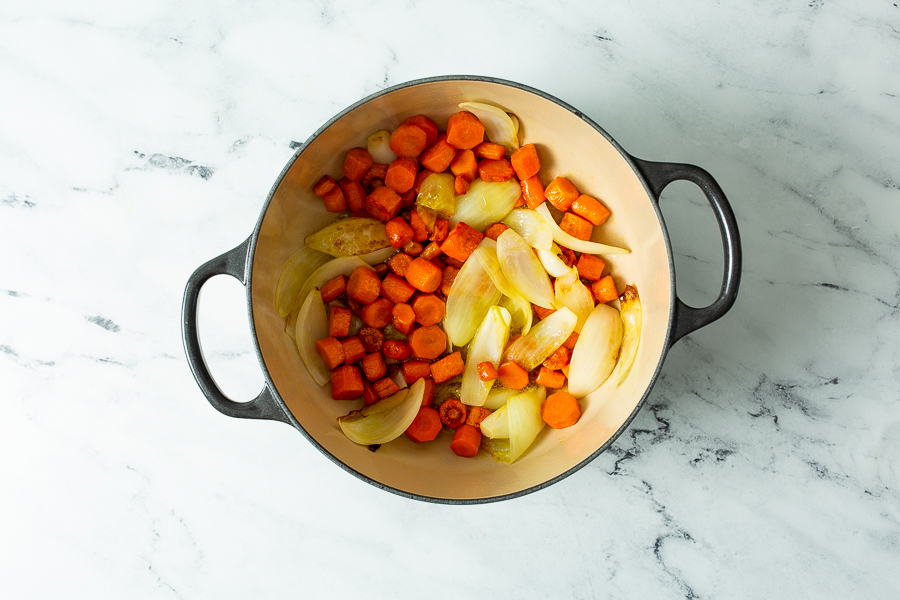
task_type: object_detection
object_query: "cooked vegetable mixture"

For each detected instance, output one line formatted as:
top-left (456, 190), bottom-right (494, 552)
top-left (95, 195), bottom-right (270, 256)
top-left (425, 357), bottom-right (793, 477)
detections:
top-left (276, 104), bottom-right (641, 463)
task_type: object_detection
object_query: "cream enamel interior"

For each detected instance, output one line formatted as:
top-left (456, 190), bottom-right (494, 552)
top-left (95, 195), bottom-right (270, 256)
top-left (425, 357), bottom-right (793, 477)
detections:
top-left (250, 79), bottom-right (672, 501)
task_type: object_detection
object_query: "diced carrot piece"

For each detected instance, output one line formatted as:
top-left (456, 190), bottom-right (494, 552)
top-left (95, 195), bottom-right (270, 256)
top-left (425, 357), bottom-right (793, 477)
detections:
top-left (420, 241), bottom-right (443, 261)
top-left (391, 303), bottom-right (416, 335)
top-left (438, 397), bottom-right (468, 429)
top-left (362, 163), bottom-right (388, 190)
top-left (374, 263), bottom-right (388, 278)
top-left (358, 326), bottom-right (385, 353)
top-left (362, 379), bottom-right (380, 405)
top-left (454, 174), bottom-right (469, 195)
top-left (440, 222), bottom-right (483, 262)
top-left (343, 148), bottom-right (374, 181)
top-left (360, 297), bottom-right (394, 328)
top-left (533, 304), bottom-right (556, 320)
top-left (515, 193), bottom-right (526, 207)
top-left (535, 366), bottom-right (566, 389)
top-left (389, 123), bottom-right (428, 158)
top-left (388, 252), bottom-right (413, 277)
top-left (408, 324), bottom-right (447, 360)
top-left (446, 111), bottom-right (485, 150)
top-left (576, 253), bottom-right (606, 281)
top-left (399, 188), bottom-right (417, 208)
top-left (562, 331), bottom-right (579, 350)
top-left (402, 115), bottom-right (439, 146)
top-left (450, 424), bottom-right (482, 457)
top-left (406, 406), bottom-right (442, 443)
top-left (465, 406), bottom-right (493, 429)
top-left (413, 169), bottom-right (436, 194)
top-left (421, 377), bottom-right (435, 407)
top-left (347, 266), bottom-right (381, 304)
top-left (450, 149), bottom-right (478, 181)
top-left (328, 306), bottom-right (352, 338)
top-left (419, 134), bottom-right (457, 173)
top-left (478, 158), bottom-right (515, 182)
top-left (405, 257), bottom-right (442, 293)
top-left (315, 337), bottom-right (345, 370)
top-left (477, 361), bottom-right (498, 381)
top-left (380, 273), bottom-right (416, 304)
top-left (592, 275), bottom-right (618, 304)
top-left (473, 142), bottom-right (506, 160)
top-left (320, 275), bottom-right (346, 303)
top-left (429, 218), bottom-right (449, 242)
top-left (313, 175), bottom-right (337, 197)
top-left (560, 212), bottom-right (593, 241)
top-left (365, 186), bottom-right (402, 222)
top-left (330, 365), bottom-right (365, 400)
top-left (431, 351), bottom-right (465, 383)
top-left (340, 336), bottom-right (366, 365)
top-left (361, 352), bottom-right (387, 381)
top-left (411, 294), bottom-right (446, 326)
top-left (541, 391), bottom-right (582, 428)
top-left (542, 345), bottom-right (570, 370)
top-left (510, 143), bottom-right (541, 180)
top-left (545, 176), bottom-right (580, 212)
top-left (385, 157), bottom-right (418, 193)
top-left (385, 216), bottom-right (415, 249)
top-left (374, 377), bottom-right (401, 399)
top-left (382, 339), bottom-right (412, 361)
top-left (558, 245), bottom-right (577, 267)
top-left (409, 209), bottom-right (429, 242)
top-left (403, 241), bottom-right (423, 256)
top-left (440, 265), bottom-right (458, 296)
top-left (483, 222), bottom-right (509, 241)
top-left (571, 194), bottom-right (611, 226)
top-left (320, 185), bottom-right (347, 212)
top-left (402, 359), bottom-right (432, 384)
top-left (498, 361), bottom-right (529, 390)
top-left (521, 174), bottom-right (545, 209)
top-left (338, 177), bottom-right (367, 212)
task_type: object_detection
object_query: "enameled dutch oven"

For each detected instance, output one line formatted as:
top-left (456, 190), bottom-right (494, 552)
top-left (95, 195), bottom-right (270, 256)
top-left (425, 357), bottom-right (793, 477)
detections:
top-left (182, 76), bottom-right (741, 504)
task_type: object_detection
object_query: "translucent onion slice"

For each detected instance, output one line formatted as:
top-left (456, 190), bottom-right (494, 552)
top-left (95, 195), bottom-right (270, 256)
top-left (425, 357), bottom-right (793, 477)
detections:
top-left (338, 379), bottom-right (425, 445)
top-left (359, 246), bottom-right (397, 265)
top-left (567, 303), bottom-right (624, 398)
top-left (496, 229), bottom-right (555, 310)
top-left (458, 102), bottom-right (520, 155)
top-left (479, 404), bottom-right (509, 438)
top-left (554, 267), bottom-right (594, 333)
top-left (536, 203), bottom-right (630, 255)
top-left (449, 179), bottom-right (521, 232)
top-left (305, 217), bottom-right (391, 258)
top-left (288, 257), bottom-right (371, 339)
top-left (295, 289), bottom-right (329, 386)
top-left (501, 208), bottom-right (554, 251)
top-left (367, 130), bottom-right (398, 164)
top-left (417, 172), bottom-right (456, 218)
top-left (460, 306), bottom-right (511, 406)
top-left (443, 250), bottom-right (502, 347)
top-left (275, 247), bottom-right (331, 317)
top-left (536, 244), bottom-right (571, 278)
top-left (483, 387), bottom-right (519, 410)
top-left (506, 386), bottom-right (546, 463)
top-left (504, 307), bottom-right (577, 371)
top-left (473, 247), bottom-right (533, 335)
top-left (604, 285), bottom-right (642, 388)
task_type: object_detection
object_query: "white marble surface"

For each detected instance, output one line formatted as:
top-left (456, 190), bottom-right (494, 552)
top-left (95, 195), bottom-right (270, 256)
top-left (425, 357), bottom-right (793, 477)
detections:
top-left (3, 0), bottom-right (899, 597)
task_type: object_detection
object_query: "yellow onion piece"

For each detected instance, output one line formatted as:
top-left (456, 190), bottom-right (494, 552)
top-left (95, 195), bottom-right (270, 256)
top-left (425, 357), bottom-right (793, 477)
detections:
top-left (506, 386), bottom-right (546, 463)
top-left (479, 404), bottom-right (509, 438)
top-left (605, 286), bottom-right (642, 388)
top-left (416, 172), bottom-right (456, 218)
top-left (305, 217), bottom-right (391, 258)
top-left (536, 244), bottom-right (571, 278)
top-left (458, 102), bottom-right (520, 155)
top-left (554, 267), bottom-right (594, 333)
top-left (367, 130), bottom-right (398, 164)
top-left (483, 386), bottom-right (519, 410)
top-left (536, 203), bottom-right (630, 255)
top-left (287, 256), bottom-right (371, 340)
top-left (295, 289), bottom-right (329, 386)
top-left (449, 179), bottom-right (521, 232)
top-left (275, 247), bottom-right (331, 317)
top-left (496, 229), bottom-right (555, 310)
top-left (359, 246), bottom-right (397, 265)
top-left (501, 208), bottom-right (554, 251)
top-left (504, 307), bottom-right (577, 371)
top-left (338, 379), bottom-right (425, 445)
top-left (473, 246), bottom-right (533, 335)
top-left (443, 249), bottom-right (502, 347)
top-left (567, 303), bottom-right (624, 398)
top-left (460, 306), bottom-right (511, 407)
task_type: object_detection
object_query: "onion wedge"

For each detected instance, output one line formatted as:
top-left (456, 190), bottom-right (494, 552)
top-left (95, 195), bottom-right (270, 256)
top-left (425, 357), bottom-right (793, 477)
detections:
top-left (536, 203), bottom-right (630, 255)
top-left (443, 249), bottom-right (502, 347)
top-left (338, 379), bottom-right (425, 445)
top-left (553, 267), bottom-right (594, 333)
top-left (536, 244), bottom-right (571, 278)
top-left (567, 304), bottom-right (624, 398)
top-left (367, 130), bottom-right (398, 164)
top-left (496, 229), bottom-right (555, 310)
top-left (275, 247), bottom-right (331, 317)
top-left (460, 306), bottom-right (511, 407)
top-left (458, 102), bottom-right (520, 155)
top-left (305, 217), bottom-right (391, 258)
top-left (479, 404), bottom-right (509, 438)
top-left (501, 208), bottom-right (554, 251)
top-left (604, 285), bottom-right (642, 388)
top-left (473, 246), bottom-right (533, 335)
top-left (449, 179), bottom-right (521, 232)
top-left (503, 307), bottom-right (577, 371)
top-left (295, 289), bottom-right (329, 386)
top-left (287, 256), bottom-right (372, 340)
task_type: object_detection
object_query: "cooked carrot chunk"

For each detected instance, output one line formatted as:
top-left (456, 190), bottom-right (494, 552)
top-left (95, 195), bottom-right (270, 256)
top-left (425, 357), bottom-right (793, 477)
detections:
top-left (535, 366), bottom-right (566, 389)
top-left (373, 377), bottom-right (401, 399)
top-left (365, 186), bottom-right (402, 222)
top-left (571, 194), bottom-right (611, 226)
top-left (431, 351), bottom-right (465, 384)
top-left (520, 174), bottom-right (545, 209)
top-left (402, 114), bottom-right (439, 146)
top-left (402, 359), bottom-right (432, 384)
top-left (592, 275), bottom-right (618, 304)
top-left (483, 222), bottom-right (509, 241)
top-left (560, 212), bottom-right (593, 241)
top-left (330, 365), bottom-right (365, 400)
top-left (498, 361), bottom-right (529, 390)
top-left (320, 185), bottom-right (347, 213)
top-left (440, 222), bottom-right (483, 262)
top-left (358, 326), bottom-right (385, 353)
top-left (347, 266), bottom-right (381, 304)
top-left (478, 158), bottom-right (515, 182)
top-left (419, 134), bottom-right (457, 173)
top-left (315, 337), bottom-right (345, 370)
top-left (380, 273), bottom-right (416, 304)
top-left (362, 352), bottom-right (387, 381)
top-left (541, 391), bottom-right (582, 428)
top-left (412, 294), bottom-right (446, 327)
top-left (343, 148), bottom-right (374, 181)
top-left (382, 339), bottom-right (412, 361)
top-left (450, 149), bottom-right (478, 181)
top-left (408, 324), bottom-right (447, 360)
top-left (320, 274), bottom-right (347, 303)
top-left (446, 111), bottom-right (485, 150)
top-left (409, 209), bottom-right (429, 242)
top-left (385, 157), bottom-right (418, 193)
top-left (477, 361), bottom-right (499, 382)
top-left (429, 218), bottom-right (449, 242)
top-left (562, 331), bottom-right (579, 350)
top-left (465, 406), bottom-right (493, 429)
top-left (473, 142), bottom-right (506, 160)
top-left (576, 253), bottom-right (606, 281)
top-left (440, 265), bottom-right (459, 296)
top-left (338, 177), bottom-right (367, 211)
top-left (510, 143), bottom-right (541, 180)
top-left (328, 306), bottom-right (352, 338)
top-left (391, 302), bottom-right (416, 335)
top-left (542, 345), bottom-right (570, 370)
top-left (313, 175), bottom-right (337, 197)
top-left (360, 297), bottom-right (394, 328)
top-left (450, 424), bottom-right (482, 457)
top-left (388, 252), bottom-right (413, 277)
top-left (389, 123), bottom-right (428, 158)
top-left (405, 257), bottom-right (443, 293)
top-left (340, 336), bottom-right (366, 365)
top-left (385, 217), bottom-right (415, 249)
top-left (438, 397), bottom-right (468, 428)
top-left (545, 176), bottom-right (580, 212)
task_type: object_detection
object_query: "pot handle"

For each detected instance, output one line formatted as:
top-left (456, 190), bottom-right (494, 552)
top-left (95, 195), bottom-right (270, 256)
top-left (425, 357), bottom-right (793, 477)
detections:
top-left (629, 157), bottom-right (742, 347)
top-left (181, 237), bottom-right (291, 424)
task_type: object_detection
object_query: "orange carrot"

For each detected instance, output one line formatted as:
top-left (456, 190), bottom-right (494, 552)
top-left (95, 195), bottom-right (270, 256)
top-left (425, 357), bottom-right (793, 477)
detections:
top-left (571, 194), bottom-right (611, 226)
top-left (385, 216), bottom-right (415, 249)
top-left (510, 143), bottom-right (541, 180)
top-left (465, 406), bottom-right (492, 429)
top-left (358, 326), bottom-right (385, 353)
top-left (362, 379), bottom-right (380, 405)
top-left (330, 365), bottom-right (365, 400)
top-left (315, 337), bottom-right (345, 370)
top-left (409, 209), bottom-right (429, 242)
top-left (338, 177), bottom-right (367, 211)
top-left (340, 336), bottom-right (366, 365)
top-left (412, 293), bottom-right (446, 326)
top-left (429, 218), bottom-right (449, 242)
top-left (440, 222), bottom-right (484, 262)
top-left (389, 123), bottom-right (428, 158)
top-left (313, 175), bottom-right (337, 197)
top-left (402, 359), bottom-right (432, 383)
top-left (520, 174), bottom-right (546, 209)
top-left (365, 185), bottom-right (402, 222)
top-left (450, 149), bottom-right (478, 181)
top-left (391, 303), bottom-right (416, 334)
top-left (450, 424), bottom-right (482, 457)
top-left (454, 174), bottom-right (469, 195)
top-left (478, 158), bottom-right (515, 182)
top-left (405, 257), bottom-right (443, 293)
top-left (388, 252), bottom-right (412, 277)
top-left (361, 352), bottom-right (387, 381)
top-left (362, 163), bottom-right (388, 189)
top-left (380, 273), bottom-right (416, 304)
top-left (473, 141), bottom-right (506, 160)
top-left (382, 339), bottom-right (412, 361)
top-left (483, 222), bottom-right (509, 241)
top-left (403, 241), bottom-right (423, 256)
top-left (533, 304), bottom-right (556, 320)
top-left (360, 297), bottom-right (394, 328)
top-left (400, 188), bottom-right (417, 208)
top-left (422, 378), bottom-right (436, 407)
top-left (320, 275), bottom-right (347, 303)
top-left (576, 253), bottom-right (606, 281)
top-left (419, 134), bottom-right (457, 173)
top-left (477, 361), bottom-right (499, 381)
top-left (320, 185), bottom-right (347, 212)
top-left (562, 331), bottom-right (579, 350)
top-left (402, 114), bottom-right (439, 146)
top-left (541, 391), bottom-right (582, 429)
top-left (446, 111), bottom-right (485, 150)
top-left (439, 397), bottom-right (468, 429)
top-left (559, 212), bottom-right (593, 241)
top-left (385, 157), bottom-right (418, 193)
top-left (515, 193), bottom-right (527, 207)
top-left (328, 306), bottom-right (352, 338)
top-left (405, 406), bottom-right (442, 443)
top-left (374, 377), bottom-right (401, 399)
top-left (592, 275), bottom-right (618, 304)
top-left (408, 324), bottom-right (448, 360)
top-left (544, 176), bottom-right (580, 212)
top-left (440, 265), bottom-right (458, 296)
top-left (374, 263), bottom-right (388, 278)
top-left (420, 241), bottom-right (442, 261)
top-left (498, 361), bottom-right (529, 390)
top-left (542, 345), bottom-right (570, 370)
top-left (535, 366), bottom-right (566, 389)
top-left (343, 148), bottom-right (374, 181)
top-left (559, 245), bottom-right (577, 267)
top-left (347, 266), bottom-right (381, 304)
top-left (431, 351), bottom-right (465, 383)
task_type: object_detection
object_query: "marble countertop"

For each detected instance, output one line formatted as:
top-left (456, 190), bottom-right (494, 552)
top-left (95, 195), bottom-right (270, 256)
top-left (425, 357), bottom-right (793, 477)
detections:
top-left (3, 1), bottom-right (898, 598)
